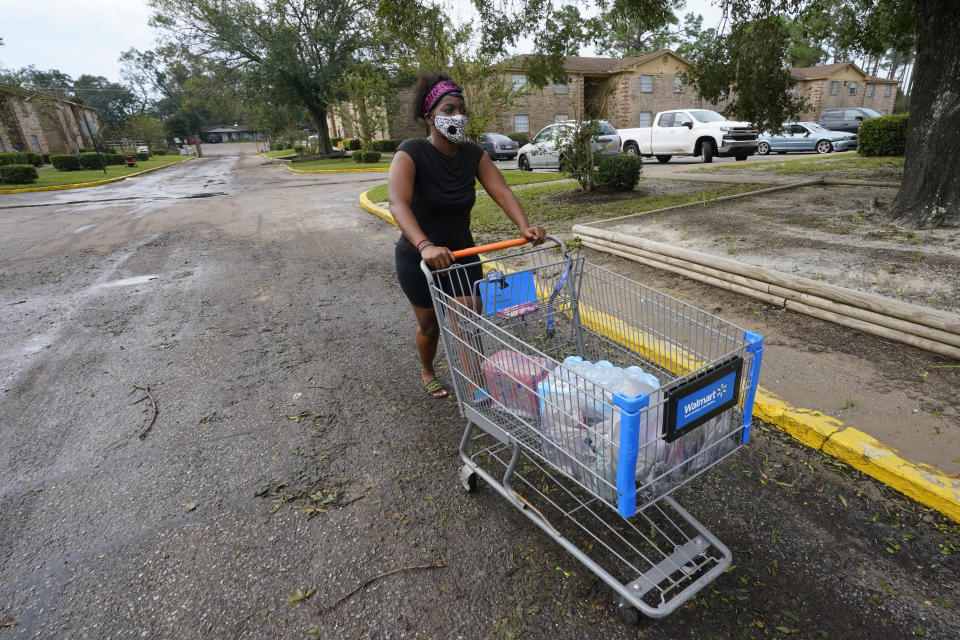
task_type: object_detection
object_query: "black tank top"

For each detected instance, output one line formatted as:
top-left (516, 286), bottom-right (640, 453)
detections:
top-left (396, 138), bottom-right (485, 255)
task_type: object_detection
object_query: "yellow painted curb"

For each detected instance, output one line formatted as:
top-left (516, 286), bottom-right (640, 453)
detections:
top-left (356, 190), bottom-right (960, 522)
top-left (0, 156), bottom-right (196, 195)
top-left (359, 189), bottom-right (396, 225)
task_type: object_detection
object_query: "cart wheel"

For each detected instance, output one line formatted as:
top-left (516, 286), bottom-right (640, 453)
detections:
top-left (459, 466), bottom-right (478, 493)
top-left (617, 596), bottom-right (642, 626)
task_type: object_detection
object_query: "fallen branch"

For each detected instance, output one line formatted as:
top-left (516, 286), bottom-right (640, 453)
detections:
top-left (132, 384), bottom-right (159, 440)
top-left (314, 562), bottom-right (444, 615)
top-left (0, 618), bottom-right (15, 627)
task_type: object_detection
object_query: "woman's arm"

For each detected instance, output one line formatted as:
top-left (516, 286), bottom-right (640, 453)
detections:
top-left (387, 150), bottom-right (455, 269)
top-left (475, 152), bottom-right (546, 245)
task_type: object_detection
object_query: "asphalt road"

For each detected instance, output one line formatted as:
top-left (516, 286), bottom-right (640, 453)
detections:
top-left (1, 144), bottom-right (957, 639)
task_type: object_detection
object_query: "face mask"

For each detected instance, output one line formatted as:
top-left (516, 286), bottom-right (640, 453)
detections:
top-left (433, 114), bottom-right (468, 144)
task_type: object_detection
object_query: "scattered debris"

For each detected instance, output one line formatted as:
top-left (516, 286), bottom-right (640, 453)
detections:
top-left (131, 384), bottom-right (159, 439)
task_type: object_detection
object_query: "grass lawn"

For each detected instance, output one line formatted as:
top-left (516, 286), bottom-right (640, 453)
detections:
top-left (470, 180), bottom-right (766, 239)
top-left (0, 155), bottom-right (193, 191)
top-left (289, 158), bottom-right (392, 171)
top-left (263, 149), bottom-right (297, 159)
top-left (364, 171), bottom-right (571, 203)
top-left (699, 153), bottom-right (904, 181)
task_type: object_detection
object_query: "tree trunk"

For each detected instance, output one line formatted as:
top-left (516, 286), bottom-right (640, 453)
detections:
top-left (306, 103), bottom-right (332, 154)
top-left (889, 0), bottom-right (960, 228)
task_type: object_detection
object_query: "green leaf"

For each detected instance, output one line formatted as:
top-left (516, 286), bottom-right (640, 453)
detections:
top-left (286, 587), bottom-right (317, 606)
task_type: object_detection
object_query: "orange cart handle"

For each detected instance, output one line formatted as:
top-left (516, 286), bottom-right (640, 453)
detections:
top-left (451, 237), bottom-right (528, 259)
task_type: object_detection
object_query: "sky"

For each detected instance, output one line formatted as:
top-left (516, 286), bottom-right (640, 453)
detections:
top-left (0, 0), bottom-right (726, 83)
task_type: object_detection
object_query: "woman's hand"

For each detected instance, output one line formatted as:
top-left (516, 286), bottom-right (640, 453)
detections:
top-left (421, 244), bottom-right (455, 270)
top-left (521, 225), bottom-right (546, 246)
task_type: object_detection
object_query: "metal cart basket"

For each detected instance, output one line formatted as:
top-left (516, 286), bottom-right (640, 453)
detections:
top-left (420, 237), bottom-right (764, 622)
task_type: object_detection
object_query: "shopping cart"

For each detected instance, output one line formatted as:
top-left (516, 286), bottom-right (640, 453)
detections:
top-left (420, 236), bottom-right (764, 623)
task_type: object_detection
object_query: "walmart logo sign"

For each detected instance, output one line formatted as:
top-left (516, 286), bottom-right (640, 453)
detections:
top-left (675, 371), bottom-right (737, 430)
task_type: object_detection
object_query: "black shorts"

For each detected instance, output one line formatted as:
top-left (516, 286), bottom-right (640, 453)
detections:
top-left (395, 243), bottom-right (483, 309)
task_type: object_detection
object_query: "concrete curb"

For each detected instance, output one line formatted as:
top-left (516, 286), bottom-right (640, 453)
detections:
top-left (357, 187), bottom-right (960, 522)
top-left (0, 156), bottom-right (197, 195)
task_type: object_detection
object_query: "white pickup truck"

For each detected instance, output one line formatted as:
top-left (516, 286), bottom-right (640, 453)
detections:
top-left (618, 109), bottom-right (758, 163)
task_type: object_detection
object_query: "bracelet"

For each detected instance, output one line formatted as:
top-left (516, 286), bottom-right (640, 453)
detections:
top-left (417, 240), bottom-right (434, 252)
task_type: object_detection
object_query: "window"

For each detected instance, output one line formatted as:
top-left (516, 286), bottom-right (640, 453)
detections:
top-left (790, 124), bottom-right (807, 135)
top-left (673, 77), bottom-right (683, 93)
top-left (849, 81), bottom-right (858, 95)
top-left (511, 74), bottom-right (527, 90)
top-left (657, 112), bottom-right (676, 127)
top-left (789, 84), bottom-right (798, 96)
top-left (514, 114), bottom-right (530, 133)
top-left (553, 82), bottom-right (568, 94)
top-left (884, 85), bottom-right (892, 97)
top-left (0, 139), bottom-right (5, 152)
top-left (554, 114), bottom-right (568, 123)
top-left (829, 81), bottom-right (839, 95)
top-left (866, 84), bottom-right (875, 97)
top-left (534, 125), bottom-right (555, 142)
top-left (640, 75), bottom-right (653, 93)
top-left (638, 112), bottom-right (652, 127)
top-left (30, 135), bottom-right (41, 152)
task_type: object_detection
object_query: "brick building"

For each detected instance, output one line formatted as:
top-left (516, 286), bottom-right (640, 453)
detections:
top-left (787, 62), bottom-right (899, 120)
top-left (495, 50), bottom-right (726, 134)
top-left (0, 83), bottom-right (100, 154)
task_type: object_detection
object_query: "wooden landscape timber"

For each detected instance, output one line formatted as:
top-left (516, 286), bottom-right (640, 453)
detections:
top-left (575, 226), bottom-right (960, 361)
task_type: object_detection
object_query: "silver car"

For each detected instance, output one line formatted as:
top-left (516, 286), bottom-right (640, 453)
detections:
top-left (757, 122), bottom-right (857, 155)
top-left (517, 120), bottom-right (621, 171)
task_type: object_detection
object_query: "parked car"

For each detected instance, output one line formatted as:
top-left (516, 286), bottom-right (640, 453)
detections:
top-left (136, 145), bottom-right (149, 154)
top-left (205, 134), bottom-right (222, 143)
top-left (479, 133), bottom-right (519, 160)
top-left (618, 109), bottom-right (757, 163)
top-left (517, 120), bottom-right (621, 171)
top-left (757, 122), bottom-right (857, 155)
top-left (817, 107), bottom-right (882, 134)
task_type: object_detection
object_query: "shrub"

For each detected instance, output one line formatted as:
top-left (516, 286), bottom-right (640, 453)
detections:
top-left (50, 154), bottom-right (81, 171)
top-left (353, 151), bottom-right (365, 163)
top-left (361, 151), bottom-right (382, 163)
top-left (294, 145), bottom-right (305, 154)
top-left (857, 113), bottom-right (908, 156)
top-left (103, 153), bottom-right (125, 166)
top-left (330, 137), bottom-right (343, 147)
top-left (347, 138), bottom-right (361, 151)
top-left (136, 152), bottom-right (149, 162)
top-left (371, 139), bottom-right (398, 152)
top-left (42, 154), bottom-right (50, 165)
top-left (508, 132), bottom-right (530, 147)
top-left (594, 154), bottom-right (643, 192)
top-left (154, 149), bottom-right (167, 156)
top-left (0, 164), bottom-right (39, 184)
top-left (78, 152), bottom-right (104, 170)
top-left (0, 152), bottom-right (41, 166)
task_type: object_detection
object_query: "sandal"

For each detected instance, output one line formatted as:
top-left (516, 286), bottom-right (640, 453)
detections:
top-left (424, 379), bottom-right (450, 399)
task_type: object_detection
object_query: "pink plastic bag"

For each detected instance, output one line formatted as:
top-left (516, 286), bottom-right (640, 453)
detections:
top-left (481, 350), bottom-right (551, 419)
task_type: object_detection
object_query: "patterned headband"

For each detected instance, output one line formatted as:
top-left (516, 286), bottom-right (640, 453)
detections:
top-left (422, 80), bottom-right (463, 117)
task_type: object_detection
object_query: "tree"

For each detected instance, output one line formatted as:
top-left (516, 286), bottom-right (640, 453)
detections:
top-left (72, 75), bottom-right (139, 135)
top-left (416, 0), bottom-right (956, 228)
top-left (149, 0), bottom-right (379, 154)
top-left (122, 114), bottom-right (166, 147)
top-left (341, 62), bottom-right (389, 150)
top-left (376, 5), bottom-right (528, 141)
